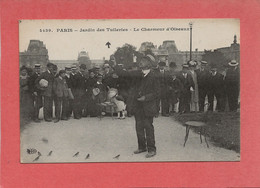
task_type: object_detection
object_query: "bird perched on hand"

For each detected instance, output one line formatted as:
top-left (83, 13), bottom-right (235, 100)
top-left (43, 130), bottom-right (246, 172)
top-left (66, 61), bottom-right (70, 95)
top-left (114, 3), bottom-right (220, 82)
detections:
top-left (113, 154), bottom-right (120, 159)
top-left (33, 155), bottom-right (40, 162)
top-left (47, 151), bottom-right (52, 156)
top-left (85, 154), bottom-right (90, 159)
top-left (73, 152), bottom-right (79, 157)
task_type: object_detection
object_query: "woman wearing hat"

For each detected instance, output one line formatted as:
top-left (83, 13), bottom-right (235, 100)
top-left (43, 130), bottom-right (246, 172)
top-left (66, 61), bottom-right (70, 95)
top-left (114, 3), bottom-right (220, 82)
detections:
top-left (225, 60), bottom-right (240, 112)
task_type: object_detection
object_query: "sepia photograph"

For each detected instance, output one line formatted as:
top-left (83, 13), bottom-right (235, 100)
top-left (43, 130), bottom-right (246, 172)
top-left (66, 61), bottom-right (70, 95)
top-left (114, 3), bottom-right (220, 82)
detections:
top-left (19, 19), bottom-right (240, 163)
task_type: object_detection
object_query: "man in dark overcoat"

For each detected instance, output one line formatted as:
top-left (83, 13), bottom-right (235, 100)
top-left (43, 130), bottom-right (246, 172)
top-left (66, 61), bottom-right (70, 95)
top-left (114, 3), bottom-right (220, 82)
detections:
top-left (132, 55), bottom-right (160, 158)
top-left (35, 63), bottom-right (55, 122)
top-left (177, 64), bottom-right (195, 113)
top-left (157, 61), bottom-right (170, 116)
top-left (53, 70), bottom-right (69, 122)
top-left (208, 67), bottom-right (225, 112)
top-left (195, 61), bottom-right (211, 112)
top-left (71, 64), bottom-right (87, 119)
top-left (225, 60), bottom-right (240, 112)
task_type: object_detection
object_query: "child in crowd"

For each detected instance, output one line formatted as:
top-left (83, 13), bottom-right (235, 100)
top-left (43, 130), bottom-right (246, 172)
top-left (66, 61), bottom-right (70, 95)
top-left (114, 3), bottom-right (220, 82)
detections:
top-left (168, 71), bottom-right (183, 114)
top-left (108, 88), bottom-right (126, 119)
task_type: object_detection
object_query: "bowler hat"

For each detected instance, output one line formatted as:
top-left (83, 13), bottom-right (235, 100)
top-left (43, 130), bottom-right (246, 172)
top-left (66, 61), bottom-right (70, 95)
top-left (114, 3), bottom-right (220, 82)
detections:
top-left (79, 64), bottom-right (87, 70)
top-left (158, 61), bottom-right (166, 66)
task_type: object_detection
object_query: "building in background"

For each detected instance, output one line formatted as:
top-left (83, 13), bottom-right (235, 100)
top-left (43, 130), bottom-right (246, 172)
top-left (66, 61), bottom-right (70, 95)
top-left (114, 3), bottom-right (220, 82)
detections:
top-left (77, 50), bottom-right (92, 69)
top-left (19, 40), bottom-right (49, 69)
top-left (216, 35), bottom-right (240, 63)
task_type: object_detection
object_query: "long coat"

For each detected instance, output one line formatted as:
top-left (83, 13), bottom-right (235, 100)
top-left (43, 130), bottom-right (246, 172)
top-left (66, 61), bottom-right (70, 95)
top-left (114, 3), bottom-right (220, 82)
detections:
top-left (132, 71), bottom-right (160, 117)
top-left (53, 77), bottom-right (69, 98)
top-left (35, 70), bottom-right (55, 97)
top-left (155, 69), bottom-right (170, 99)
top-left (189, 70), bottom-right (199, 111)
top-left (70, 72), bottom-right (86, 98)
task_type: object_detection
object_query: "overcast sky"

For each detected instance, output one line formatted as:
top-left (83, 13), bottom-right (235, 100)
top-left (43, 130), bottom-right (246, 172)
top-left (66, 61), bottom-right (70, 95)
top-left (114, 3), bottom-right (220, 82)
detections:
top-left (19, 19), bottom-right (240, 60)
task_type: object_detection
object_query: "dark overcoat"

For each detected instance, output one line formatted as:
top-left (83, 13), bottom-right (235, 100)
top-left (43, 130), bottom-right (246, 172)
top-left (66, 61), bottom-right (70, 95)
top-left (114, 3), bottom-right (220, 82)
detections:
top-left (132, 71), bottom-right (160, 117)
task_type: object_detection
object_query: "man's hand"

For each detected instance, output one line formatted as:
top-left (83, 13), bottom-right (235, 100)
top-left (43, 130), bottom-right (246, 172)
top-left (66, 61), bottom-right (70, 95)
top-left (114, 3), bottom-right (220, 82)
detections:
top-left (137, 96), bottom-right (146, 101)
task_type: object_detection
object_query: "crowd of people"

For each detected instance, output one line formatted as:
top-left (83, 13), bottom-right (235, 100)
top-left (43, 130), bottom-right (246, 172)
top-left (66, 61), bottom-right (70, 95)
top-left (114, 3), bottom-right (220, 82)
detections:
top-left (20, 56), bottom-right (240, 124)
top-left (20, 54), bottom-right (240, 158)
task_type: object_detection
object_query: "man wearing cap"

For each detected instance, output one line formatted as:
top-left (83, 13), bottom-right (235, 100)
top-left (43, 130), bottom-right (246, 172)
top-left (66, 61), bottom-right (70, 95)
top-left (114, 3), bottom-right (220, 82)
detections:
top-left (35, 63), bottom-right (55, 122)
top-left (177, 64), bottom-right (195, 113)
top-left (71, 64), bottom-right (87, 119)
top-left (157, 61), bottom-right (170, 116)
top-left (225, 60), bottom-right (240, 112)
top-left (208, 67), bottom-right (225, 112)
top-left (65, 66), bottom-right (73, 117)
top-left (195, 61), bottom-right (211, 112)
top-left (53, 70), bottom-right (69, 123)
top-left (29, 64), bottom-right (43, 122)
top-left (132, 55), bottom-right (160, 158)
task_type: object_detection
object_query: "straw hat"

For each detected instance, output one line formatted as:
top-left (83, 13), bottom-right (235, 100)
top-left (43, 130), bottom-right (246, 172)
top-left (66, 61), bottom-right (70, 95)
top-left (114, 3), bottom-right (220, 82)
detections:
top-left (228, 60), bottom-right (239, 66)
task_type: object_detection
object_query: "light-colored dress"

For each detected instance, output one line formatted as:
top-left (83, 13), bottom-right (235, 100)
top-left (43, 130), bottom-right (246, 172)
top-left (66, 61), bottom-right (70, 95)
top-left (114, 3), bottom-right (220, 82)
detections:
top-left (190, 70), bottom-right (199, 112)
top-left (111, 97), bottom-right (126, 112)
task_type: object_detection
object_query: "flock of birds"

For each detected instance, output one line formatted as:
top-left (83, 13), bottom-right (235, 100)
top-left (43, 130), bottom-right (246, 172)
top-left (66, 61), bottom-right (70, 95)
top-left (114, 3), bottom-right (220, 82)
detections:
top-left (27, 148), bottom-right (120, 162)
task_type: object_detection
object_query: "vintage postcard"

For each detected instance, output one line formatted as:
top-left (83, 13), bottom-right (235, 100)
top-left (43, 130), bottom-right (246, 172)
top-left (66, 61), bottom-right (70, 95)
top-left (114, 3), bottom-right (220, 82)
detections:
top-left (19, 19), bottom-right (240, 163)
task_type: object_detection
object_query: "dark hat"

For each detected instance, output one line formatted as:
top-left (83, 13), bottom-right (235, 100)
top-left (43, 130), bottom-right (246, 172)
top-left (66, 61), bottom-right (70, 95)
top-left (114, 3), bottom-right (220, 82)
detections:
top-left (169, 62), bottom-right (177, 68)
top-left (211, 67), bottom-right (217, 71)
top-left (46, 62), bottom-right (54, 68)
top-left (88, 68), bottom-right (95, 73)
top-left (158, 61), bottom-right (166, 66)
top-left (79, 64), bottom-right (87, 70)
top-left (20, 65), bottom-right (27, 72)
top-left (65, 66), bottom-right (71, 70)
top-left (141, 54), bottom-right (156, 67)
top-left (34, 64), bottom-right (41, 68)
top-left (59, 70), bottom-right (66, 75)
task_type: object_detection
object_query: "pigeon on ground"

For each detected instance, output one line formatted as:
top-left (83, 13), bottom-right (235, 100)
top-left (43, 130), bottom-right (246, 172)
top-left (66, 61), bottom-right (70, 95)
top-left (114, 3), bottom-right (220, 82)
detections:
top-left (47, 151), bottom-right (52, 156)
top-left (41, 138), bottom-right (48, 144)
top-left (33, 155), bottom-right (40, 162)
top-left (38, 151), bottom-right (42, 156)
top-left (113, 154), bottom-right (120, 159)
top-left (27, 148), bottom-right (37, 154)
top-left (85, 154), bottom-right (90, 159)
top-left (73, 152), bottom-right (79, 157)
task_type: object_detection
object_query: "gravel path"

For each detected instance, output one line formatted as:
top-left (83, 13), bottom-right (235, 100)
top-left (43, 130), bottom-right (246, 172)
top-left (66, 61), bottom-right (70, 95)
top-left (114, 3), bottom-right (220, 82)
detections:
top-left (21, 114), bottom-right (240, 163)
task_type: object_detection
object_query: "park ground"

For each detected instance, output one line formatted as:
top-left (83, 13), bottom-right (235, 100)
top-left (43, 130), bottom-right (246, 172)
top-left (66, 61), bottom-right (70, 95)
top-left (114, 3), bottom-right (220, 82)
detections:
top-left (20, 110), bottom-right (240, 163)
